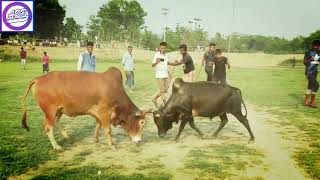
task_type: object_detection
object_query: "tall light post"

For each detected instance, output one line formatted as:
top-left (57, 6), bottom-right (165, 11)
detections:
top-left (161, 8), bottom-right (169, 42)
top-left (227, 0), bottom-right (236, 55)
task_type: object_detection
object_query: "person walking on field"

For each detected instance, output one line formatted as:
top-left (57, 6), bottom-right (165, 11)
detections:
top-left (202, 43), bottom-right (216, 81)
top-left (212, 49), bottom-right (230, 84)
top-left (20, 47), bottom-right (27, 70)
top-left (42, 51), bottom-right (50, 74)
top-left (77, 42), bottom-right (96, 72)
top-left (122, 46), bottom-right (135, 90)
top-left (303, 40), bottom-right (320, 108)
top-left (152, 42), bottom-right (175, 107)
top-left (171, 44), bottom-right (195, 82)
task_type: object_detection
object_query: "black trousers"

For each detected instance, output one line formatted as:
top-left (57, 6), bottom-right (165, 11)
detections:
top-left (306, 72), bottom-right (319, 93)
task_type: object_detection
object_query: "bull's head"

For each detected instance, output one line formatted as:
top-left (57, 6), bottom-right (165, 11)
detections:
top-left (152, 108), bottom-right (174, 138)
top-left (121, 109), bottom-right (153, 143)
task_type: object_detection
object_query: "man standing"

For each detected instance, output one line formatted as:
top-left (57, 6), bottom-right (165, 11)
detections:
top-left (303, 40), bottom-right (319, 108)
top-left (202, 43), bottom-right (216, 81)
top-left (20, 47), bottom-right (27, 70)
top-left (152, 42), bottom-right (175, 107)
top-left (122, 46), bottom-right (135, 90)
top-left (171, 44), bottom-right (195, 82)
top-left (212, 49), bottom-right (230, 84)
top-left (77, 42), bottom-right (96, 72)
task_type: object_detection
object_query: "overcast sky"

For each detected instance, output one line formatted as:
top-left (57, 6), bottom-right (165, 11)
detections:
top-left (59, 0), bottom-right (320, 39)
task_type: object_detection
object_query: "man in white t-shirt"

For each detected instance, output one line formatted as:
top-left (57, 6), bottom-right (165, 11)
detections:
top-left (152, 42), bottom-right (175, 107)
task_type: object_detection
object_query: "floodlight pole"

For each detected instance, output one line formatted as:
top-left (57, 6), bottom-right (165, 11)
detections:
top-left (227, 0), bottom-right (236, 55)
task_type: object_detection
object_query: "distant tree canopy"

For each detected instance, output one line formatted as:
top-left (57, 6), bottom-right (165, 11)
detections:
top-left (87, 0), bottom-right (147, 42)
top-left (34, 0), bottom-right (65, 39)
top-left (62, 17), bottom-right (83, 41)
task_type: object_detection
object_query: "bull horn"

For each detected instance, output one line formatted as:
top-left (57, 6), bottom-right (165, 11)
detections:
top-left (143, 108), bottom-right (154, 114)
top-left (135, 111), bottom-right (142, 116)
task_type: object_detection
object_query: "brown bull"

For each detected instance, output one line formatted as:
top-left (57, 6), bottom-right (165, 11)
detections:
top-left (21, 67), bottom-right (150, 150)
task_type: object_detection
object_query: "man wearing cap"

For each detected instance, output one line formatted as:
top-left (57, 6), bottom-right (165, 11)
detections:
top-left (77, 41), bottom-right (96, 72)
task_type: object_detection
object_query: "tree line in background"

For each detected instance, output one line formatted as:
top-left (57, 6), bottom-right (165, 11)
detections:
top-left (1, 0), bottom-right (320, 54)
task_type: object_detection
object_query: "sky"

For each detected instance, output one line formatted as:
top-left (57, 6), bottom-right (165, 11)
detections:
top-left (58, 0), bottom-right (320, 39)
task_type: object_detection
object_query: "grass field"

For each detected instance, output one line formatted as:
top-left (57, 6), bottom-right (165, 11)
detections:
top-left (0, 49), bottom-right (319, 179)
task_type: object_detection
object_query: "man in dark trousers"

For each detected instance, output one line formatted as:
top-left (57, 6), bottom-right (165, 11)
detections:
top-left (212, 49), bottom-right (230, 84)
top-left (202, 43), bottom-right (216, 81)
top-left (303, 40), bottom-right (319, 108)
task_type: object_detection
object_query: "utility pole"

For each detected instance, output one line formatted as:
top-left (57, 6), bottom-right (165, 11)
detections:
top-left (161, 8), bottom-right (169, 42)
top-left (228, 0), bottom-right (236, 55)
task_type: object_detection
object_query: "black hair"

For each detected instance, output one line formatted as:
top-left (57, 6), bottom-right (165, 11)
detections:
top-left (179, 44), bottom-right (188, 50)
top-left (159, 42), bottom-right (167, 46)
top-left (44, 51), bottom-right (47, 54)
top-left (312, 40), bottom-right (320, 46)
top-left (128, 46), bottom-right (133, 49)
top-left (215, 49), bottom-right (222, 54)
top-left (87, 41), bottom-right (94, 47)
top-left (21, 47), bottom-right (23, 50)
top-left (209, 43), bottom-right (216, 46)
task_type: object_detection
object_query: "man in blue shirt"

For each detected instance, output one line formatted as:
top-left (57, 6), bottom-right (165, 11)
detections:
top-left (304, 40), bottom-right (319, 108)
top-left (77, 42), bottom-right (96, 72)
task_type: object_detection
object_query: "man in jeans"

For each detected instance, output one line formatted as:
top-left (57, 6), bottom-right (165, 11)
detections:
top-left (171, 44), bottom-right (195, 82)
top-left (152, 42), bottom-right (175, 107)
top-left (202, 43), bottom-right (216, 81)
top-left (77, 42), bottom-right (96, 72)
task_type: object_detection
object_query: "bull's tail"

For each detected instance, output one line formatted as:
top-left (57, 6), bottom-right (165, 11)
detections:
top-left (239, 91), bottom-right (248, 118)
top-left (21, 79), bottom-right (36, 131)
top-left (232, 87), bottom-right (248, 118)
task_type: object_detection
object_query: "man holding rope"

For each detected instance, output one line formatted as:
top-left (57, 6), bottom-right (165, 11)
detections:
top-left (171, 44), bottom-right (195, 82)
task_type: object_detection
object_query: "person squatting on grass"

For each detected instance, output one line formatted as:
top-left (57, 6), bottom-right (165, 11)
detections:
top-left (151, 42), bottom-right (175, 107)
top-left (122, 46), bottom-right (135, 89)
top-left (171, 44), bottom-right (196, 82)
top-left (202, 43), bottom-right (216, 81)
top-left (303, 40), bottom-right (320, 108)
top-left (20, 47), bottom-right (27, 70)
top-left (42, 51), bottom-right (50, 74)
top-left (77, 42), bottom-right (96, 72)
top-left (212, 49), bottom-right (230, 84)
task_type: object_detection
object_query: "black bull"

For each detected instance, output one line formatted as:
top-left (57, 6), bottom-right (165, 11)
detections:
top-left (152, 78), bottom-right (255, 142)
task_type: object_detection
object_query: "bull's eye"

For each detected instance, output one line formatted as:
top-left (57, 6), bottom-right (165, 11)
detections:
top-left (140, 120), bottom-right (145, 126)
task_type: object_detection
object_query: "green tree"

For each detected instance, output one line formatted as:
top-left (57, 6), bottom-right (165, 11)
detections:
top-left (87, 0), bottom-right (147, 42)
top-left (62, 17), bottom-right (83, 41)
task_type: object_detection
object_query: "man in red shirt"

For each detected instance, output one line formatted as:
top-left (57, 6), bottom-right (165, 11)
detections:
top-left (42, 51), bottom-right (50, 74)
top-left (20, 47), bottom-right (27, 70)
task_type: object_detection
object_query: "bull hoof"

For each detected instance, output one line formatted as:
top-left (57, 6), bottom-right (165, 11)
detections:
top-left (200, 134), bottom-right (207, 139)
top-left (212, 134), bottom-right (218, 139)
top-left (94, 138), bottom-right (99, 143)
top-left (53, 145), bottom-right (62, 151)
top-left (248, 139), bottom-right (255, 143)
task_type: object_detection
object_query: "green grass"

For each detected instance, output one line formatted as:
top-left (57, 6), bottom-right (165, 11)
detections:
top-left (0, 59), bottom-right (320, 179)
top-left (30, 164), bottom-right (172, 180)
top-left (184, 143), bottom-right (264, 179)
top-left (227, 67), bottom-right (320, 179)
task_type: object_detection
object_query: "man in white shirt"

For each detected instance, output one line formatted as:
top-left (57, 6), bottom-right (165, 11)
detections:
top-left (122, 46), bottom-right (135, 89)
top-left (152, 42), bottom-right (175, 107)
